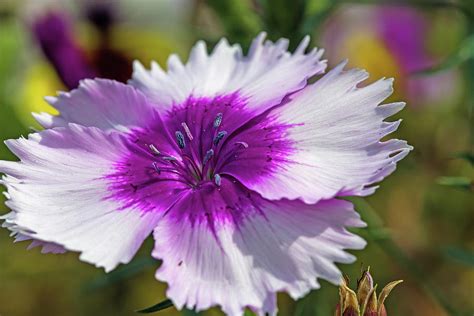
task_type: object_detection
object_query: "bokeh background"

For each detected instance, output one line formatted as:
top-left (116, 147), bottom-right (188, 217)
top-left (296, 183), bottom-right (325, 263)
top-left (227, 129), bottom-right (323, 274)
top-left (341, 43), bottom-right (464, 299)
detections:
top-left (0, 0), bottom-right (473, 315)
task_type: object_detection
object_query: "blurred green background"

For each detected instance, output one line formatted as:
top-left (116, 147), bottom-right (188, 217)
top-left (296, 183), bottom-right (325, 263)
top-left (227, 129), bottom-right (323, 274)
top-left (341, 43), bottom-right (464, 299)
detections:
top-left (0, 0), bottom-right (473, 315)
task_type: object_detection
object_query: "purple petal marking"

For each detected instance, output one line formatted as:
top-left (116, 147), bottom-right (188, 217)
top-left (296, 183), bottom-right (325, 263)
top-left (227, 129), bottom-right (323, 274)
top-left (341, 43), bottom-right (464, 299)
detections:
top-left (0, 30), bottom-right (412, 315)
top-left (158, 177), bottom-right (265, 236)
top-left (105, 93), bottom-right (296, 216)
top-left (152, 193), bottom-right (366, 315)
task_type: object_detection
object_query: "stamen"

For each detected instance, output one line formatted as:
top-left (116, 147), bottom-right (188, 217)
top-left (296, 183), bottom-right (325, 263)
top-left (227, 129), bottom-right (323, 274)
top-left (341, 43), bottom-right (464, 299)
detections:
top-left (213, 131), bottom-right (227, 146)
top-left (181, 122), bottom-right (194, 140)
top-left (152, 162), bottom-right (160, 174)
top-left (203, 149), bottom-right (214, 165)
top-left (163, 156), bottom-right (178, 162)
top-left (213, 113), bottom-right (223, 128)
top-left (214, 174), bottom-right (222, 186)
top-left (235, 141), bottom-right (249, 148)
top-left (175, 131), bottom-right (186, 149)
top-left (148, 144), bottom-right (161, 155)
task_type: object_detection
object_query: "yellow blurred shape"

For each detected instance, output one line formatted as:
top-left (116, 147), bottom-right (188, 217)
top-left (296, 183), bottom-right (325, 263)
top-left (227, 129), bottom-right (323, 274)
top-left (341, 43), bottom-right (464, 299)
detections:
top-left (344, 33), bottom-right (403, 99)
top-left (17, 63), bottom-right (62, 127)
top-left (76, 22), bottom-right (186, 67)
top-left (110, 26), bottom-right (184, 66)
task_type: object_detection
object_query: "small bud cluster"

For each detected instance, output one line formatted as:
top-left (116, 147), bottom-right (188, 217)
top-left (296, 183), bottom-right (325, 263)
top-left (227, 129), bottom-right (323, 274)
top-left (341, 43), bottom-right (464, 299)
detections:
top-left (335, 267), bottom-right (402, 316)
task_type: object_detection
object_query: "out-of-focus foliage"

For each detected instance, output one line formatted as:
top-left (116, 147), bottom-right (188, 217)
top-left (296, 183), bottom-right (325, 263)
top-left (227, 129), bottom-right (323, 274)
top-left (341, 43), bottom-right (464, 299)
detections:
top-left (416, 34), bottom-right (474, 75)
top-left (0, 1), bottom-right (473, 316)
top-left (204, 0), bottom-right (261, 45)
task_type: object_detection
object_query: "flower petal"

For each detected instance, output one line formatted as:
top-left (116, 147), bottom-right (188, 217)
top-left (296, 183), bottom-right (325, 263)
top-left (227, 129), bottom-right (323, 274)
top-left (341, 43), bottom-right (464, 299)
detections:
top-left (1, 212), bottom-right (66, 254)
top-left (0, 124), bottom-right (164, 271)
top-left (152, 179), bottom-right (365, 316)
top-left (224, 62), bottom-right (412, 203)
top-left (33, 79), bottom-right (158, 132)
top-left (131, 32), bottom-right (326, 114)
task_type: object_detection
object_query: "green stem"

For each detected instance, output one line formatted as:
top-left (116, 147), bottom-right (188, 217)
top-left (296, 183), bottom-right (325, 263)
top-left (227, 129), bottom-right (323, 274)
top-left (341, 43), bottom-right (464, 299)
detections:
top-left (465, 21), bottom-right (474, 151)
top-left (350, 198), bottom-right (462, 316)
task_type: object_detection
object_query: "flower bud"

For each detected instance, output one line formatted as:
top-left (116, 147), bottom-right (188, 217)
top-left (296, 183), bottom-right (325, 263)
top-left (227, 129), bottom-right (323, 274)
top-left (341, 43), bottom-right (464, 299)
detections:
top-left (377, 280), bottom-right (403, 315)
top-left (357, 267), bottom-right (374, 307)
top-left (341, 283), bottom-right (360, 316)
top-left (335, 268), bottom-right (402, 316)
top-left (362, 285), bottom-right (378, 316)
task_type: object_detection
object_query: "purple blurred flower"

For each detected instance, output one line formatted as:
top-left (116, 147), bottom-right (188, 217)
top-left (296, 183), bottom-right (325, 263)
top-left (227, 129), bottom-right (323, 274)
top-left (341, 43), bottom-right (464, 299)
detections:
top-left (0, 33), bottom-right (411, 315)
top-left (33, 11), bottom-right (96, 89)
top-left (377, 6), bottom-right (458, 102)
top-left (378, 7), bottom-right (433, 73)
top-left (32, 6), bottom-right (132, 89)
top-left (321, 5), bottom-right (460, 106)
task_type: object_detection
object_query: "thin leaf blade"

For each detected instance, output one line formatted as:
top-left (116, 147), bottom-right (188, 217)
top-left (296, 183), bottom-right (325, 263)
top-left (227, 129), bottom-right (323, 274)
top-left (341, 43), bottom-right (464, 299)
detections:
top-left (437, 177), bottom-right (473, 191)
top-left (137, 299), bottom-right (174, 314)
top-left (442, 246), bottom-right (474, 267)
top-left (414, 34), bottom-right (474, 75)
top-left (453, 152), bottom-right (474, 166)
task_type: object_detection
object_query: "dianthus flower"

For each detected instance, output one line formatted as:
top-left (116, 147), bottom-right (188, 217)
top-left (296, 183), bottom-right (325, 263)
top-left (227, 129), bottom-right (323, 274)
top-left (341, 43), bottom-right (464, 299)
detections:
top-left (0, 33), bottom-right (411, 315)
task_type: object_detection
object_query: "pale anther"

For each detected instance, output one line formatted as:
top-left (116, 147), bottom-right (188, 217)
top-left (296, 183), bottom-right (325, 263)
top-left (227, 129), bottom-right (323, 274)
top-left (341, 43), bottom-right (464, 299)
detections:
top-left (148, 144), bottom-right (160, 155)
top-left (214, 174), bottom-right (222, 186)
top-left (235, 141), bottom-right (249, 148)
top-left (213, 113), bottom-right (223, 128)
top-left (181, 122), bottom-right (194, 140)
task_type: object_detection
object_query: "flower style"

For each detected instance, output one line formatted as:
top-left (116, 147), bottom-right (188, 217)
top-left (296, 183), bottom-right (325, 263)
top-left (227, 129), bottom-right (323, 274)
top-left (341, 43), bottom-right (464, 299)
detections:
top-left (0, 33), bottom-right (411, 315)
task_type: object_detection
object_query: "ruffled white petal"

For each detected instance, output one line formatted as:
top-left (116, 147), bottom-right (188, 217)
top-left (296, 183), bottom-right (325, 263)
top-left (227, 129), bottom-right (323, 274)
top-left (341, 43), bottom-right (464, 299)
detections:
top-left (235, 61), bottom-right (412, 204)
top-left (1, 212), bottom-right (66, 254)
top-left (33, 79), bottom-right (159, 132)
top-left (0, 124), bottom-right (161, 271)
top-left (131, 33), bottom-right (326, 114)
top-left (152, 198), bottom-right (365, 316)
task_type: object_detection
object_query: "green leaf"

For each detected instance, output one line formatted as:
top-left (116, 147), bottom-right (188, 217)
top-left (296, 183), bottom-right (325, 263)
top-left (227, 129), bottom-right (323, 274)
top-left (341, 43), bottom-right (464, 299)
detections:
top-left (243, 310), bottom-right (256, 316)
top-left (414, 35), bottom-right (474, 75)
top-left (258, 0), bottom-right (307, 46)
top-left (182, 308), bottom-right (203, 316)
top-left (136, 299), bottom-right (174, 314)
top-left (437, 177), bottom-right (473, 191)
top-left (136, 302), bottom-right (204, 315)
top-left (205, 0), bottom-right (261, 47)
top-left (442, 246), bottom-right (474, 267)
top-left (301, 0), bottom-right (336, 35)
top-left (453, 152), bottom-right (474, 166)
top-left (83, 257), bottom-right (157, 291)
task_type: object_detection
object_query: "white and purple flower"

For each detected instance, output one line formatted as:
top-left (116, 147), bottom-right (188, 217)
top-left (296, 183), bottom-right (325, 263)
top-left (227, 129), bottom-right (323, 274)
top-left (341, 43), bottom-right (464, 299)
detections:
top-left (0, 33), bottom-right (411, 315)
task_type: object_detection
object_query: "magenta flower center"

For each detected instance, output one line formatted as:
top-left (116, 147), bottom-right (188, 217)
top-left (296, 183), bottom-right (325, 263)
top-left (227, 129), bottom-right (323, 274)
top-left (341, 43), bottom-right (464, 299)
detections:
top-left (145, 110), bottom-right (245, 187)
top-left (106, 93), bottom-right (295, 213)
